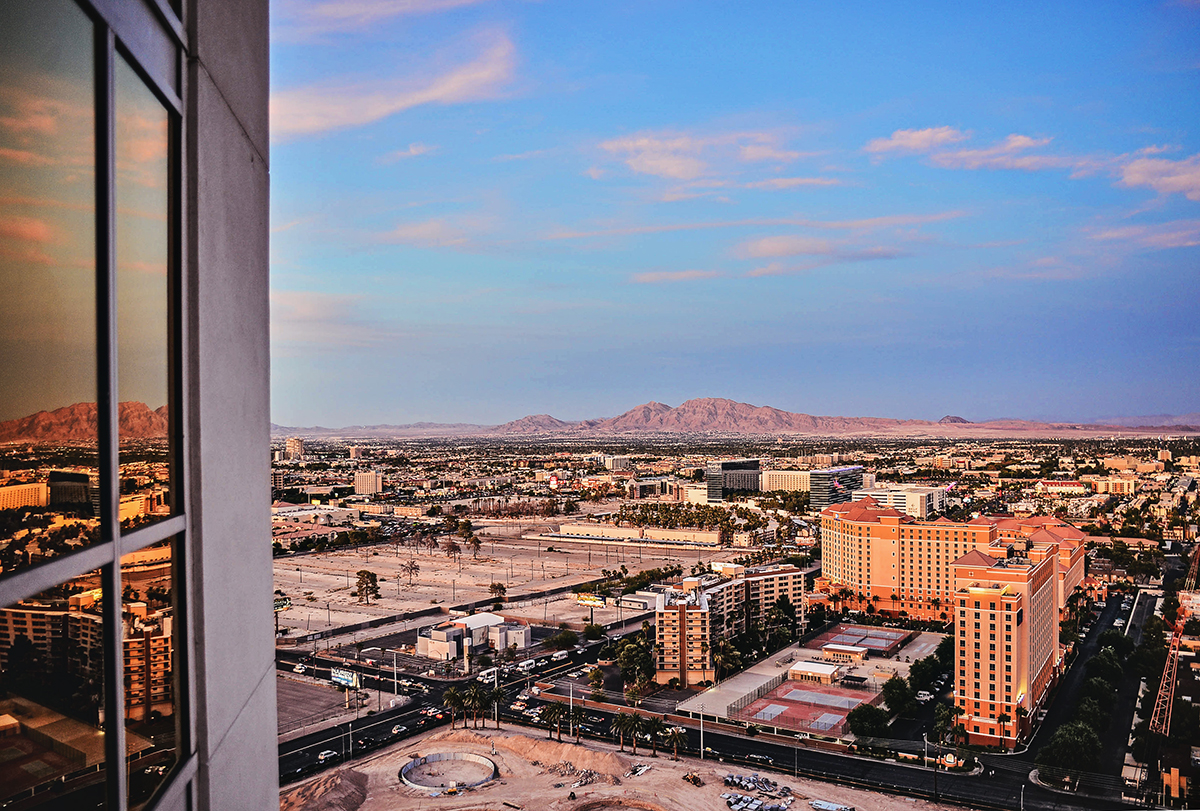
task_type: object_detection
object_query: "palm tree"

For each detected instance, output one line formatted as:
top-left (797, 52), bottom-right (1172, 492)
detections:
top-left (542, 702), bottom-right (564, 741)
top-left (443, 538), bottom-right (461, 560)
top-left (1014, 706), bottom-right (1028, 739)
top-left (611, 711), bottom-right (634, 752)
top-left (642, 717), bottom-right (665, 757)
top-left (401, 559), bottom-right (420, 586)
top-left (570, 706), bottom-right (586, 743)
top-left (490, 687), bottom-right (506, 729)
top-left (997, 713), bottom-right (1011, 749)
top-left (622, 712), bottom-right (644, 756)
top-left (443, 687), bottom-right (463, 730)
top-left (664, 725), bottom-right (686, 760)
top-left (464, 683), bottom-right (485, 728)
top-left (468, 534), bottom-right (482, 559)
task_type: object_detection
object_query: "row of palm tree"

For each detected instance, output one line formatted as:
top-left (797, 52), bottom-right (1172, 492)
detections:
top-left (442, 683), bottom-right (506, 730)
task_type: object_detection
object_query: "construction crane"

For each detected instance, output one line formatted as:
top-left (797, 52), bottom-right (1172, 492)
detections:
top-left (1136, 544), bottom-right (1198, 803)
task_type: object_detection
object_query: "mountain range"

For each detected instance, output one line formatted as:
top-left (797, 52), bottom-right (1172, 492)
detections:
top-left (3, 399), bottom-right (1196, 443)
top-left (0, 402), bottom-right (169, 443)
top-left (263, 398), bottom-right (1199, 439)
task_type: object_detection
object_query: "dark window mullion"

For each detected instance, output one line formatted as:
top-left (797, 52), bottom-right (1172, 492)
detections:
top-left (96, 22), bottom-right (129, 811)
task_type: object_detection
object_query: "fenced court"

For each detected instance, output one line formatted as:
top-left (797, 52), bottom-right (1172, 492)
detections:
top-left (804, 623), bottom-right (913, 659)
top-left (729, 678), bottom-right (883, 737)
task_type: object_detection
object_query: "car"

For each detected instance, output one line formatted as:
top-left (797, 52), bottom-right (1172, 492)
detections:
top-left (915, 691), bottom-right (934, 703)
top-left (747, 753), bottom-right (773, 764)
top-left (355, 735), bottom-right (380, 749)
top-left (316, 750), bottom-right (339, 764)
top-left (292, 664), bottom-right (306, 674)
top-left (1095, 601), bottom-right (1106, 608)
top-left (536, 659), bottom-right (549, 667)
top-left (1115, 618), bottom-right (1126, 628)
top-left (390, 724), bottom-right (408, 736)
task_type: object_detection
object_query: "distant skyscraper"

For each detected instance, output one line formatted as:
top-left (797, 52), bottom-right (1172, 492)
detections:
top-left (354, 470), bottom-right (384, 495)
top-left (808, 465), bottom-right (864, 510)
top-left (285, 437), bottom-right (305, 460)
top-left (349, 446), bottom-right (362, 459)
top-left (705, 459), bottom-right (760, 502)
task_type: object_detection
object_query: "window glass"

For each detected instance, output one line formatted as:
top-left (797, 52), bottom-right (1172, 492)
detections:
top-left (115, 54), bottom-right (173, 533)
top-left (0, 568), bottom-right (107, 808)
top-left (0, 0), bottom-right (100, 577)
top-left (121, 540), bottom-right (178, 808)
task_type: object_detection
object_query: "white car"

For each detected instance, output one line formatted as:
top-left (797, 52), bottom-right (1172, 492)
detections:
top-left (915, 691), bottom-right (934, 703)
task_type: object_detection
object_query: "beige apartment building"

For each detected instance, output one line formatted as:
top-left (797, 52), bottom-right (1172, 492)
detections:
top-left (654, 563), bottom-right (808, 687)
top-left (818, 498), bottom-right (1085, 623)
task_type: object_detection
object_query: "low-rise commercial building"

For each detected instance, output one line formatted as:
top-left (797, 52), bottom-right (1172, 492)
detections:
top-left (851, 485), bottom-right (947, 518)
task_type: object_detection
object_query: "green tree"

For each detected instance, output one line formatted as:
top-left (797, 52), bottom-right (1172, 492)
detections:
top-left (401, 559), bottom-right (420, 585)
top-left (443, 687), bottom-right (464, 729)
top-left (488, 582), bottom-right (507, 601)
top-left (664, 725), bottom-right (686, 759)
top-left (643, 716), bottom-right (665, 757)
top-left (1036, 722), bottom-right (1101, 772)
top-left (847, 704), bottom-right (890, 738)
top-left (583, 623), bottom-right (604, 640)
top-left (882, 674), bottom-right (915, 717)
top-left (354, 570), bottom-right (380, 604)
top-left (542, 701), bottom-right (564, 740)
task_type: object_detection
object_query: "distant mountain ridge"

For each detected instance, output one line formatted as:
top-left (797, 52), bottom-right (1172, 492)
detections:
top-left (0, 402), bottom-right (168, 443)
top-left (265, 397), bottom-right (1200, 439)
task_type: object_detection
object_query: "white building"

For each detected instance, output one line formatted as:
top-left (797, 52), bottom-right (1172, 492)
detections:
top-left (761, 470), bottom-right (811, 492)
top-left (354, 470), bottom-right (383, 495)
top-left (852, 485), bottom-right (947, 518)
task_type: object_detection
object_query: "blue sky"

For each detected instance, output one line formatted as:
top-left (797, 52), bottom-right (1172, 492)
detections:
top-left (269, 0), bottom-right (1200, 426)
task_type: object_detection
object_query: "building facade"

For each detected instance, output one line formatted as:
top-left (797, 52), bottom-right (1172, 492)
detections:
top-left (354, 470), bottom-right (384, 495)
top-left (851, 485), bottom-right (947, 518)
top-left (819, 498), bottom-right (1085, 623)
top-left (761, 469), bottom-right (812, 493)
top-left (0, 1), bottom-right (275, 809)
top-left (952, 550), bottom-right (1058, 748)
top-left (705, 459), bottom-right (761, 502)
top-left (654, 564), bottom-right (807, 687)
top-left (809, 466), bottom-right (865, 510)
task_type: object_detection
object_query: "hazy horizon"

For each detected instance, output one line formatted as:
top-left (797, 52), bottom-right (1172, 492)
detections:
top-left (269, 1), bottom-right (1200, 427)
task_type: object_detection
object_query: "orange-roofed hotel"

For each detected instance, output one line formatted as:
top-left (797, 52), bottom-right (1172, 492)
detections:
top-left (819, 497), bottom-right (1086, 747)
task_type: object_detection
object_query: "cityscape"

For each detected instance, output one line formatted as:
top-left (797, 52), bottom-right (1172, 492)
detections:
top-left (1, 1), bottom-right (1199, 811)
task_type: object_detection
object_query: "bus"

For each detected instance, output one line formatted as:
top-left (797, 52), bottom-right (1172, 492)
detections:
top-left (516, 659), bottom-right (536, 673)
top-left (551, 650), bottom-right (569, 662)
top-left (476, 667), bottom-right (498, 683)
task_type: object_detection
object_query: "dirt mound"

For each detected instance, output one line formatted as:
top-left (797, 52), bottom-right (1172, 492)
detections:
top-left (572, 800), bottom-right (672, 811)
top-left (279, 768), bottom-right (368, 811)
top-left (426, 729), bottom-right (630, 778)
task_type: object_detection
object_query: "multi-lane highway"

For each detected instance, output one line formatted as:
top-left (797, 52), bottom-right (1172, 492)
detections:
top-left (276, 638), bottom-right (1135, 810)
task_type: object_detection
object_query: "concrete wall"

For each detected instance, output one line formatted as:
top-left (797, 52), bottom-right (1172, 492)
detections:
top-left (185, 0), bottom-right (277, 808)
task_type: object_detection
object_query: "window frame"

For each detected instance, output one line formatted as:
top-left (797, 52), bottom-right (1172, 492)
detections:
top-left (0, 0), bottom-right (193, 808)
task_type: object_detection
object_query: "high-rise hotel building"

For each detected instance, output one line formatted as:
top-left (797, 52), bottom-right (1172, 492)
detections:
top-left (819, 497), bottom-right (1086, 747)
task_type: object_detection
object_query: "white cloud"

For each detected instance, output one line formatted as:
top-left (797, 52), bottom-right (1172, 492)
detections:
top-left (278, 0), bottom-right (494, 37)
top-left (380, 142), bottom-right (437, 163)
top-left (629, 269), bottom-right (722, 284)
top-left (544, 210), bottom-right (965, 241)
top-left (740, 235), bottom-right (837, 258)
top-left (271, 289), bottom-right (398, 351)
top-left (1090, 219), bottom-right (1200, 249)
top-left (738, 144), bottom-right (801, 162)
top-left (864, 126), bottom-right (968, 154)
top-left (744, 176), bottom-right (842, 190)
top-left (1118, 153), bottom-right (1200, 201)
top-left (598, 130), bottom-right (805, 180)
top-left (271, 33), bottom-right (515, 139)
top-left (379, 218), bottom-right (469, 247)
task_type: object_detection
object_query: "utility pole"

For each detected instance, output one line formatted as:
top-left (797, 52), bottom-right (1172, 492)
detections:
top-left (699, 704), bottom-right (705, 760)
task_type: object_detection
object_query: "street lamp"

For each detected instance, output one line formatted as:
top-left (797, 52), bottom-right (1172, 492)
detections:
top-left (386, 648), bottom-right (401, 695)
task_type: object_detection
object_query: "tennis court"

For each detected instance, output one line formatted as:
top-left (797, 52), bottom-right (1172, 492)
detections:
top-left (734, 678), bottom-right (883, 737)
top-left (805, 623), bottom-right (913, 658)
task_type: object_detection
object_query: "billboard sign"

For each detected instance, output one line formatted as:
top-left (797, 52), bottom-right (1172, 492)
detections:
top-left (576, 594), bottom-right (604, 607)
top-left (274, 597), bottom-right (292, 612)
top-left (331, 667), bottom-right (359, 688)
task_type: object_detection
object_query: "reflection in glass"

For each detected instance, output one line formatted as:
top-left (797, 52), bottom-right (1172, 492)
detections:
top-left (121, 541), bottom-right (178, 808)
top-left (115, 55), bottom-right (172, 533)
top-left (0, 0), bottom-right (100, 576)
top-left (0, 569), bottom-right (107, 808)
